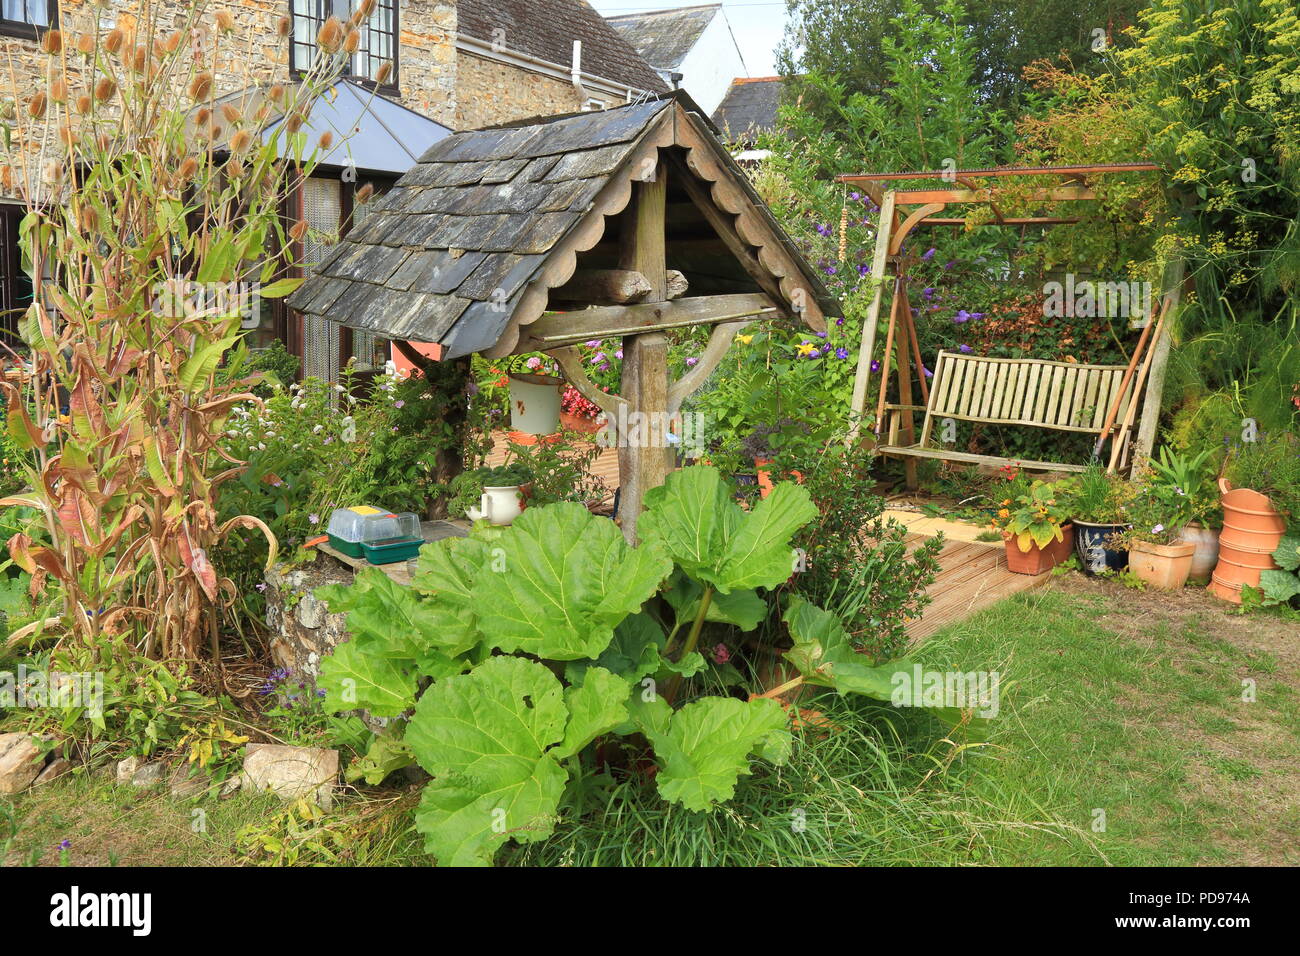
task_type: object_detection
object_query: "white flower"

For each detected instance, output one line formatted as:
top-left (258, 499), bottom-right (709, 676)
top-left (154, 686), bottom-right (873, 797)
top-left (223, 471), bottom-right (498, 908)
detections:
top-left (312, 424), bottom-right (324, 433)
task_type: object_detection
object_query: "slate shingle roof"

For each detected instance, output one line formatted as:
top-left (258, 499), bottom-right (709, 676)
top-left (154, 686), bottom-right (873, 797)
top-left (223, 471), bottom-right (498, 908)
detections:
top-left (712, 77), bottom-right (784, 144)
top-left (606, 4), bottom-right (720, 71)
top-left (287, 92), bottom-right (840, 359)
top-left (457, 0), bottom-right (668, 94)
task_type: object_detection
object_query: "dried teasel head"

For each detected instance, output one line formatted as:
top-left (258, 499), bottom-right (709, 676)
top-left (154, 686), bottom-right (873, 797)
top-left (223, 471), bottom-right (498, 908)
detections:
top-left (277, 15), bottom-right (291, 38)
top-left (228, 128), bottom-right (252, 153)
top-left (26, 92), bottom-right (46, 118)
top-left (49, 78), bottom-right (69, 103)
top-left (75, 94), bottom-right (92, 115)
top-left (226, 157), bottom-right (245, 178)
top-left (289, 219), bottom-right (309, 242)
top-left (77, 204), bottom-right (99, 232)
top-left (358, 0), bottom-right (377, 18)
top-left (189, 72), bottom-right (213, 101)
top-left (317, 17), bottom-right (344, 54)
top-left (75, 34), bottom-right (95, 56)
top-left (163, 30), bottom-right (183, 54)
top-left (130, 44), bottom-right (148, 73)
top-left (215, 10), bottom-right (235, 33)
top-left (40, 29), bottom-right (62, 55)
top-left (104, 28), bottom-right (125, 55)
top-left (58, 123), bottom-right (77, 148)
top-left (318, 131), bottom-right (334, 149)
top-left (284, 112), bottom-right (304, 133)
top-left (195, 106), bottom-right (212, 127)
top-left (94, 76), bottom-right (116, 102)
top-left (344, 29), bottom-right (360, 54)
top-left (221, 103), bottom-right (242, 124)
top-left (375, 61), bottom-right (393, 85)
top-left (178, 155), bottom-right (199, 179)
top-left (356, 183), bottom-right (374, 203)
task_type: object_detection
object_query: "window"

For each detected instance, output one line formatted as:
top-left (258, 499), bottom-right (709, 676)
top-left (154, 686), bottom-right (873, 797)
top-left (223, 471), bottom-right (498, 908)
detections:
top-left (0, 0), bottom-right (54, 39)
top-left (0, 204), bottom-right (34, 350)
top-left (290, 0), bottom-right (397, 88)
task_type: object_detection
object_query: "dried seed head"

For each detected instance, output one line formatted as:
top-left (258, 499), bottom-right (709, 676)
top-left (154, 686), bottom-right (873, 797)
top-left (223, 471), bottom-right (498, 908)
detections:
top-left (75, 34), bottom-right (95, 56)
top-left (58, 123), bottom-right (77, 148)
top-left (344, 29), bottom-right (360, 54)
top-left (228, 128), bottom-right (252, 153)
top-left (221, 103), bottom-right (241, 124)
top-left (189, 72), bottom-right (213, 101)
top-left (375, 61), bottom-right (393, 85)
top-left (40, 29), bottom-right (62, 55)
top-left (289, 219), bottom-right (309, 242)
top-left (163, 30), bottom-right (183, 54)
top-left (318, 131), bottom-right (334, 149)
top-left (78, 205), bottom-right (99, 231)
top-left (27, 91), bottom-right (47, 119)
top-left (356, 183), bottom-right (374, 203)
top-left (215, 11), bottom-right (235, 33)
top-left (130, 45), bottom-right (148, 73)
top-left (277, 15), bottom-right (291, 38)
top-left (104, 28), bottom-right (125, 54)
top-left (94, 76), bottom-right (116, 102)
top-left (285, 112), bottom-right (304, 133)
top-left (49, 79), bottom-right (68, 103)
top-left (208, 125), bottom-right (223, 141)
top-left (75, 94), bottom-right (92, 114)
top-left (317, 17), bottom-right (344, 54)
top-left (226, 157), bottom-right (245, 178)
top-left (358, 0), bottom-right (377, 18)
top-left (178, 156), bottom-right (199, 179)
top-left (195, 107), bottom-right (212, 127)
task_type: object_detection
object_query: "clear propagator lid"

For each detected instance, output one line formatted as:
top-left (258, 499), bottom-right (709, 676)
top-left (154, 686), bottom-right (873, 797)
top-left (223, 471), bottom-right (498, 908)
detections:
top-left (327, 507), bottom-right (420, 543)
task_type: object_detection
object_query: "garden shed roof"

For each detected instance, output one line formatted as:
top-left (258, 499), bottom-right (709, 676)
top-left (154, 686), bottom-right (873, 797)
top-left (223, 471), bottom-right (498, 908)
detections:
top-left (287, 91), bottom-right (840, 360)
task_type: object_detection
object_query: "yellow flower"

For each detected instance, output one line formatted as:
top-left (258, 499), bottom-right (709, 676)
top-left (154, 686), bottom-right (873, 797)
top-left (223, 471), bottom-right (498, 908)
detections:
top-left (796, 342), bottom-right (816, 356)
top-left (997, 508), bottom-right (1010, 519)
top-left (736, 334), bottom-right (754, 344)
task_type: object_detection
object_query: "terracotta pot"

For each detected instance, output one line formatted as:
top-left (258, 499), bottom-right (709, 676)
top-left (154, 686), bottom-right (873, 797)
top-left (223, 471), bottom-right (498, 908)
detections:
top-left (1208, 478), bottom-right (1285, 604)
top-left (559, 411), bottom-right (601, 434)
top-left (1004, 523), bottom-right (1074, 575)
top-left (754, 458), bottom-right (804, 499)
top-left (1128, 539), bottom-right (1196, 589)
top-left (1181, 523), bottom-right (1220, 584)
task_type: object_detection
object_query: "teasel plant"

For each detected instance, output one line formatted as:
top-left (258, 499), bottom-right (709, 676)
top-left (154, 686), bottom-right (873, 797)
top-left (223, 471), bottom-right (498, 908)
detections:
top-left (0, 1), bottom-right (386, 682)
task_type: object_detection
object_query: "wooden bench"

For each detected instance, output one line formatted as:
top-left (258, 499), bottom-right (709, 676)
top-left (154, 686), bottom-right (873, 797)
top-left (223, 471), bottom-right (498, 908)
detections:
top-left (876, 350), bottom-right (1136, 473)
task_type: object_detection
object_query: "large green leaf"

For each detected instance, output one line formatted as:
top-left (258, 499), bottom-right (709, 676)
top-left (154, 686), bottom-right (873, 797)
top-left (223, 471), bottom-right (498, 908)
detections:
top-left (640, 696), bottom-right (791, 812)
top-left (316, 639), bottom-right (419, 718)
top-left (318, 568), bottom-right (472, 661)
top-left (407, 656), bottom-right (569, 866)
top-left (783, 595), bottom-right (991, 736)
top-left (1272, 534), bottom-right (1300, 573)
top-left (556, 667), bottom-right (631, 759)
top-left (1259, 568), bottom-right (1300, 605)
top-left (408, 535), bottom-right (495, 657)
top-left (471, 503), bottom-right (672, 660)
top-left (566, 612), bottom-right (665, 687)
top-left (662, 568), bottom-right (767, 631)
top-left (640, 466), bottom-right (817, 593)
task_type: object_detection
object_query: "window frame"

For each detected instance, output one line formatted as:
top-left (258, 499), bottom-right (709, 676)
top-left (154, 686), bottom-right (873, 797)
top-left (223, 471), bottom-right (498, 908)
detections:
top-left (0, 0), bottom-right (56, 41)
top-left (288, 0), bottom-right (400, 93)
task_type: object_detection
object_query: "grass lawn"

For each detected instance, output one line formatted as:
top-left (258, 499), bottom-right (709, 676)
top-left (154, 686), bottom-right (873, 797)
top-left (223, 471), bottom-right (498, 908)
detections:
top-left (5, 575), bottom-right (1297, 866)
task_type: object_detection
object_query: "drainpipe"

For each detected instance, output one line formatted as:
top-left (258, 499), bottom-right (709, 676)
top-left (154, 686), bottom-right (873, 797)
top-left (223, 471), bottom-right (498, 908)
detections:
top-left (571, 40), bottom-right (588, 102)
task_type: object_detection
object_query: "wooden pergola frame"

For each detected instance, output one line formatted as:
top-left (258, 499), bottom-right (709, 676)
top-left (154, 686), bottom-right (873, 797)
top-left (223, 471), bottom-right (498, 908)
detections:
top-left (837, 162), bottom-right (1177, 480)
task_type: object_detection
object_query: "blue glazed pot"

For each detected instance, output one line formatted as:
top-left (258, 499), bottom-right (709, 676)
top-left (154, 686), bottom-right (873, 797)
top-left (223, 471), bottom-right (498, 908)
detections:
top-left (1074, 521), bottom-right (1130, 575)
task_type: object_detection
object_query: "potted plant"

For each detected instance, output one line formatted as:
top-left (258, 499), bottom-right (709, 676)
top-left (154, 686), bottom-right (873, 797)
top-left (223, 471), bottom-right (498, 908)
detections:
top-left (1149, 446), bottom-right (1219, 583)
top-left (449, 463), bottom-right (532, 526)
top-left (1210, 430), bottom-right (1298, 603)
top-left (1070, 463), bottom-right (1132, 575)
top-left (1119, 474), bottom-right (1197, 589)
top-left (990, 478), bottom-right (1076, 575)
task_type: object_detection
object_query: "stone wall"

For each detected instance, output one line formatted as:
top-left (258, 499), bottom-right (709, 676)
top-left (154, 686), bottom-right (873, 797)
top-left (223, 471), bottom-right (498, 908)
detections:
top-left (454, 51), bottom-right (584, 130)
top-left (0, 0), bottom-right (457, 198)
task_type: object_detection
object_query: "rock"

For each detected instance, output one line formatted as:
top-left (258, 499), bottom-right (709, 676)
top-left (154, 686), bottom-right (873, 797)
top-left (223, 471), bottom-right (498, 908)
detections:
top-left (0, 733), bottom-right (44, 794)
top-left (266, 555), bottom-right (354, 678)
top-left (130, 761), bottom-right (167, 788)
top-left (115, 756), bottom-right (142, 784)
top-left (294, 592), bottom-right (326, 629)
top-left (241, 744), bottom-right (338, 810)
top-left (169, 765), bottom-right (212, 799)
top-left (33, 758), bottom-right (72, 787)
top-left (220, 775), bottom-right (242, 797)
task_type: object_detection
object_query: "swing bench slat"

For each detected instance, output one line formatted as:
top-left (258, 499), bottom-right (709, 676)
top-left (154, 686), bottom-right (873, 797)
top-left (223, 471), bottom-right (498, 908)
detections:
top-left (875, 350), bottom-right (1137, 474)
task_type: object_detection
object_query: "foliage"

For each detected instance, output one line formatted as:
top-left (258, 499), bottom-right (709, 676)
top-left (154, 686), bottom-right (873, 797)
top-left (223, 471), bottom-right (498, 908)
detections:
top-left (1070, 461), bottom-right (1133, 524)
top-left (990, 478), bottom-right (1077, 551)
top-left (0, 4), bottom-right (350, 662)
top-left (313, 466), bottom-right (981, 865)
top-left (1223, 429), bottom-right (1300, 519)
top-left (1119, 469), bottom-right (1197, 547)
top-left (1258, 533), bottom-right (1300, 607)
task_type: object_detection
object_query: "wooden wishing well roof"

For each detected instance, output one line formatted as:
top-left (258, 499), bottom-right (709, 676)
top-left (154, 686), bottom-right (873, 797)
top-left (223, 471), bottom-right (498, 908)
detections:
top-left (287, 91), bottom-right (841, 359)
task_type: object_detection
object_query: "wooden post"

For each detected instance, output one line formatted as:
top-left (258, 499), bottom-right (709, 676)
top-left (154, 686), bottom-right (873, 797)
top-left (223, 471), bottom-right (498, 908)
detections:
top-left (848, 190), bottom-right (896, 442)
top-left (617, 169), bottom-right (670, 543)
top-left (895, 281), bottom-right (919, 490)
top-left (1132, 256), bottom-right (1185, 468)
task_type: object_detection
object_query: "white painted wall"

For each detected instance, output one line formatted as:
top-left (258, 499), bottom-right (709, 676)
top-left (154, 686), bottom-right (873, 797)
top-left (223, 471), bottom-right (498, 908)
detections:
top-left (673, 11), bottom-right (747, 116)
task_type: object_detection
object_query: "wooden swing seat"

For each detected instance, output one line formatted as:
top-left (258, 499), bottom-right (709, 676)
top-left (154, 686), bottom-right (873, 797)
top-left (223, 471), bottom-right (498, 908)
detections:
top-left (875, 350), bottom-right (1138, 473)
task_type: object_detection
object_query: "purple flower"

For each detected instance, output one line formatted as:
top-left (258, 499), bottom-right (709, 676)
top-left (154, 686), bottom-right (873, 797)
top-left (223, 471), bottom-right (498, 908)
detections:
top-left (849, 191), bottom-right (861, 201)
top-left (835, 317), bottom-right (845, 327)
top-left (58, 839), bottom-right (71, 850)
top-left (958, 344), bottom-right (973, 354)
top-left (614, 349), bottom-right (623, 359)
top-left (857, 263), bottom-right (870, 276)
top-left (921, 247), bottom-right (936, 261)
top-left (922, 287), bottom-right (935, 300)
top-left (835, 347), bottom-right (850, 360)
top-left (954, 310), bottom-right (971, 323)
top-left (944, 260), bottom-right (956, 270)
top-left (816, 331), bottom-right (827, 338)
top-left (591, 351), bottom-right (606, 364)
top-left (870, 360), bottom-right (881, 373)
top-left (923, 366), bottom-right (933, 378)
top-left (1152, 523), bottom-right (1164, 533)
top-left (585, 340), bottom-right (602, 348)
top-left (685, 356), bottom-right (699, 367)
top-left (394, 400), bottom-right (405, 409)
top-left (309, 513), bottom-right (320, 525)
top-left (256, 582), bottom-right (268, 592)
top-left (823, 266), bottom-right (837, 276)
top-left (815, 223), bottom-right (831, 237)
top-left (808, 349), bottom-right (821, 359)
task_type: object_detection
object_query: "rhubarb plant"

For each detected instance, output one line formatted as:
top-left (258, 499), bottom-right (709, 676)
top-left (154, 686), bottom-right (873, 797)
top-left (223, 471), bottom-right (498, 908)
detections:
top-left (315, 465), bottom-right (983, 866)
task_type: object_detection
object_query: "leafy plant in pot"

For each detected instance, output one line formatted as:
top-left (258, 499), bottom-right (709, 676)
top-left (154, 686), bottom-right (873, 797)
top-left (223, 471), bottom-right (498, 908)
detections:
top-left (1118, 475), bottom-right (1197, 590)
top-left (1070, 463), bottom-right (1133, 576)
top-left (1149, 446), bottom-right (1219, 583)
top-left (448, 464), bottom-right (531, 526)
top-left (990, 479), bottom-right (1077, 575)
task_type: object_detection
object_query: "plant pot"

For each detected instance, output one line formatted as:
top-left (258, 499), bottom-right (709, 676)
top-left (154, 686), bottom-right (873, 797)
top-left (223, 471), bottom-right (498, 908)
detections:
top-left (507, 373), bottom-right (563, 436)
top-left (465, 484), bottom-right (523, 526)
top-left (1004, 523), bottom-right (1074, 575)
top-left (1128, 539), bottom-right (1197, 590)
top-left (1072, 520), bottom-right (1130, 576)
top-left (559, 411), bottom-right (601, 434)
top-left (1208, 478), bottom-right (1286, 604)
top-left (753, 458), bottom-right (804, 500)
top-left (1181, 522), bottom-right (1220, 584)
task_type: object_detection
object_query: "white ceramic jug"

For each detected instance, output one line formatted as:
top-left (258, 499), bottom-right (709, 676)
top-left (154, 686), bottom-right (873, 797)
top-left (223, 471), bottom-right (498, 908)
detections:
top-left (468, 484), bottom-right (523, 526)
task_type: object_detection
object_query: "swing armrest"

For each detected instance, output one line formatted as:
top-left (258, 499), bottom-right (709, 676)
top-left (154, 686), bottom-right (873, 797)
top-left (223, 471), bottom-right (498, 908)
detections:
top-left (881, 404), bottom-right (928, 446)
